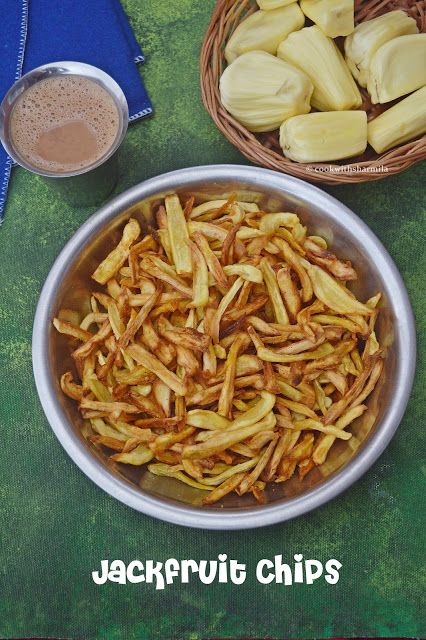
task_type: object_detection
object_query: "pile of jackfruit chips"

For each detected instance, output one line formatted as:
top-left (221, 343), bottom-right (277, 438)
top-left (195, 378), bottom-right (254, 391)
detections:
top-left (219, 0), bottom-right (426, 162)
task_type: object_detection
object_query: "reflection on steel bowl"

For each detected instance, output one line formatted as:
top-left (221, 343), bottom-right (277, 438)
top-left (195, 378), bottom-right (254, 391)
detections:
top-left (32, 165), bottom-right (416, 529)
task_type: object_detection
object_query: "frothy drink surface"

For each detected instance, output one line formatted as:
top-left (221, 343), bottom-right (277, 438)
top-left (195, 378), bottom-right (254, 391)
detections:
top-left (10, 75), bottom-right (120, 173)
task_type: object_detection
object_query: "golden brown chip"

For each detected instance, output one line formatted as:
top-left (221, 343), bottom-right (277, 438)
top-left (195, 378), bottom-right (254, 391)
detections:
top-left (74, 325), bottom-right (113, 367)
top-left (126, 343), bottom-right (187, 396)
top-left (304, 238), bottom-right (357, 281)
top-left (53, 318), bottom-right (92, 342)
top-left (276, 433), bottom-right (314, 482)
top-left (276, 266), bottom-right (301, 322)
top-left (118, 289), bottom-right (160, 349)
top-left (129, 392), bottom-right (165, 418)
top-left (222, 295), bottom-right (269, 324)
top-left (210, 277), bottom-right (244, 343)
top-left (151, 427), bottom-right (196, 452)
top-left (262, 429), bottom-right (300, 481)
top-left (92, 218), bottom-right (140, 285)
top-left (157, 318), bottom-right (210, 352)
top-left (322, 357), bottom-right (378, 425)
top-left (89, 435), bottom-right (125, 451)
top-left (80, 398), bottom-right (140, 415)
top-left (218, 332), bottom-right (246, 418)
top-left (192, 231), bottom-right (228, 289)
top-left (273, 237), bottom-right (313, 303)
top-left (202, 472), bottom-right (245, 505)
top-left (238, 439), bottom-right (277, 495)
top-left (260, 257), bottom-right (289, 325)
top-left (140, 256), bottom-right (192, 298)
top-left (60, 372), bottom-right (84, 401)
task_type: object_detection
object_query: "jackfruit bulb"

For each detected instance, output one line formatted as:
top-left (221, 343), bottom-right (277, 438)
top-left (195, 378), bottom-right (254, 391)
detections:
top-left (300, 0), bottom-right (354, 38)
top-left (277, 25), bottom-right (362, 111)
top-left (344, 10), bottom-right (418, 87)
top-left (367, 33), bottom-right (426, 104)
top-left (367, 86), bottom-right (426, 154)
top-left (220, 50), bottom-right (313, 132)
top-left (224, 3), bottom-right (304, 64)
top-left (280, 111), bottom-right (367, 162)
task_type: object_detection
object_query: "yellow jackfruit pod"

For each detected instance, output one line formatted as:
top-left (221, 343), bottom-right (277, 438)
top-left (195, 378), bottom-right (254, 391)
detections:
top-left (279, 111), bottom-right (367, 163)
top-left (257, 0), bottom-right (298, 8)
top-left (220, 51), bottom-right (313, 132)
top-left (344, 10), bottom-right (418, 88)
top-left (277, 25), bottom-right (361, 111)
top-left (300, 0), bottom-right (354, 38)
top-left (367, 86), bottom-right (426, 154)
top-left (224, 3), bottom-right (304, 64)
top-left (367, 34), bottom-right (426, 104)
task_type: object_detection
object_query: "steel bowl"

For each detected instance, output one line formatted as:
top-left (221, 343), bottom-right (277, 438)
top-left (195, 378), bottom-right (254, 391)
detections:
top-left (32, 165), bottom-right (416, 529)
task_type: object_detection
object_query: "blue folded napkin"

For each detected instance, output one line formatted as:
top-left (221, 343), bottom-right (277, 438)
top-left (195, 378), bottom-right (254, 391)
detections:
top-left (0, 0), bottom-right (152, 224)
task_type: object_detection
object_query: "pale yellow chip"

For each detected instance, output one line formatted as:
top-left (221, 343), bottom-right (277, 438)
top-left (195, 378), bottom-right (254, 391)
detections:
top-left (165, 194), bottom-right (192, 275)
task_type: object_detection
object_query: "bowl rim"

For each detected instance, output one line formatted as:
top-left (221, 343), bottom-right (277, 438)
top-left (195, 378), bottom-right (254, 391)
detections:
top-left (32, 164), bottom-right (416, 529)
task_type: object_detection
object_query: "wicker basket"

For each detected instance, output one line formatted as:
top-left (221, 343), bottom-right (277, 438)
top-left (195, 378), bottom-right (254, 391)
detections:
top-left (200, 0), bottom-right (426, 184)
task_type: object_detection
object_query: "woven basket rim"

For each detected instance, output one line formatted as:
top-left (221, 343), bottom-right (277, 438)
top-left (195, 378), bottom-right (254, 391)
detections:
top-left (200, 0), bottom-right (426, 185)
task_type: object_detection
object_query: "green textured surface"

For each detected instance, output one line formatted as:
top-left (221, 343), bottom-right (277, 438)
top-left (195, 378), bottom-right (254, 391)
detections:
top-left (0, 1), bottom-right (425, 638)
